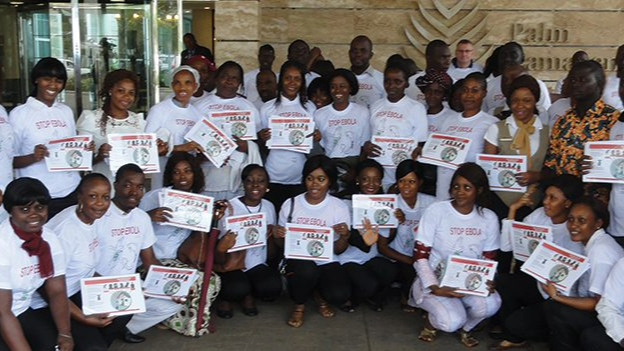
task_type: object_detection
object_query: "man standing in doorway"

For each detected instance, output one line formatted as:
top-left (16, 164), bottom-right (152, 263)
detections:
top-left (181, 33), bottom-right (214, 64)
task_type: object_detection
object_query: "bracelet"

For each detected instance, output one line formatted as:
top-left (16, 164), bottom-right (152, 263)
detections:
top-left (58, 333), bottom-right (73, 339)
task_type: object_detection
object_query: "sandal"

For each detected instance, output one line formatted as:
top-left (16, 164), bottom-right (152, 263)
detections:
top-left (318, 301), bottom-right (335, 318)
top-left (418, 327), bottom-right (437, 342)
top-left (287, 305), bottom-right (305, 328)
top-left (487, 340), bottom-right (529, 350)
top-left (459, 329), bottom-right (479, 348)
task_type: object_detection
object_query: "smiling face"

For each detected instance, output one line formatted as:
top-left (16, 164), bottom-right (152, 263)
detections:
top-left (11, 202), bottom-right (48, 233)
top-left (358, 167), bottom-right (382, 195)
top-left (35, 76), bottom-right (65, 106)
top-left (113, 171), bottom-right (145, 213)
top-left (510, 87), bottom-right (537, 123)
top-left (384, 68), bottom-right (408, 103)
top-left (281, 67), bottom-right (303, 101)
top-left (305, 168), bottom-right (330, 204)
top-left (216, 66), bottom-right (242, 99)
top-left (171, 70), bottom-right (198, 105)
top-left (398, 172), bottom-right (421, 202)
top-left (171, 160), bottom-right (194, 192)
top-left (243, 168), bottom-right (269, 204)
top-left (330, 75), bottom-right (351, 106)
top-left (77, 178), bottom-right (111, 225)
top-left (567, 203), bottom-right (602, 245)
top-left (310, 89), bottom-right (331, 109)
top-left (109, 79), bottom-right (137, 116)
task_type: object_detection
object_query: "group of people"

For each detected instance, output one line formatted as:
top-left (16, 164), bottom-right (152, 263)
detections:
top-left (0, 33), bottom-right (623, 351)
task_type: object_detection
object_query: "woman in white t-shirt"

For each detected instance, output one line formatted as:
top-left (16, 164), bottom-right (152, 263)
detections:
top-left (315, 69), bottom-right (371, 189)
top-left (214, 165), bottom-right (282, 319)
top-left (376, 159), bottom-right (436, 312)
top-left (194, 61), bottom-right (263, 200)
top-left (0, 178), bottom-right (72, 351)
top-left (259, 61), bottom-right (317, 212)
top-left (77, 69), bottom-right (148, 185)
top-left (145, 65), bottom-right (204, 189)
top-left (9, 57), bottom-right (86, 218)
top-left (411, 163), bottom-right (501, 348)
top-left (273, 155), bottom-right (352, 328)
top-left (43, 173), bottom-right (130, 349)
top-left (435, 73), bottom-right (498, 200)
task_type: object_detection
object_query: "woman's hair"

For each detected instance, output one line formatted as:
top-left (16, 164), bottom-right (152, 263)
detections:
top-left (356, 159), bottom-right (384, 180)
top-left (384, 63), bottom-right (410, 83)
top-left (307, 77), bottom-right (330, 99)
top-left (30, 57), bottom-right (68, 97)
top-left (98, 69), bottom-right (140, 134)
top-left (3, 178), bottom-right (51, 213)
top-left (570, 60), bottom-right (606, 97)
top-left (241, 163), bottom-right (270, 184)
top-left (541, 174), bottom-right (584, 202)
top-left (76, 173), bottom-right (110, 195)
top-left (395, 159), bottom-right (425, 182)
top-left (276, 60), bottom-right (307, 108)
top-left (506, 74), bottom-right (541, 115)
top-left (463, 72), bottom-right (487, 91)
top-left (449, 162), bottom-right (492, 211)
top-left (301, 155), bottom-right (338, 192)
top-left (328, 68), bottom-right (359, 96)
top-left (216, 60), bottom-right (245, 92)
top-left (571, 196), bottom-right (610, 230)
top-left (163, 152), bottom-right (205, 193)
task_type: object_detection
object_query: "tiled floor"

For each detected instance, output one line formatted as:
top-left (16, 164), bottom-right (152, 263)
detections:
top-left (110, 293), bottom-right (549, 351)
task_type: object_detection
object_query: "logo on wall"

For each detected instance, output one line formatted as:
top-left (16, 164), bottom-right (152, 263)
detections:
top-left (404, 0), bottom-right (493, 64)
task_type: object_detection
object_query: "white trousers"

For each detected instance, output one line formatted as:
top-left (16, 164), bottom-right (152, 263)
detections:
top-left (126, 297), bottom-right (183, 334)
top-left (416, 291), bottom-right (501, 332)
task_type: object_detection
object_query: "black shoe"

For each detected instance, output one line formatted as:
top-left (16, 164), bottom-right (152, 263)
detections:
top-left (242, 306), bottom-right (258, 317)
top-left (123, 328), bottom-right (146, 343)
top-left (217, 308), bottom-right (233, 319)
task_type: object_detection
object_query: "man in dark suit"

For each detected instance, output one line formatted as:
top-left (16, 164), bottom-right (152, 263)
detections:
top-left (181, 33), bottom-right (214, 64)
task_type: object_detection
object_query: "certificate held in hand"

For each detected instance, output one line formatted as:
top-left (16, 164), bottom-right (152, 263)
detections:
top-left (284, 224), bottom-right (333, 262)
top-left (108, 133), bottom-right (160, 174)
top-left (80, 274), bottom-right (146, 317)
top-left (419, 133), bottom-right (472, 169)
top-left (184, 117), bottom-right (237, 168)
top-left (45, 135), bottom-right (93, 172)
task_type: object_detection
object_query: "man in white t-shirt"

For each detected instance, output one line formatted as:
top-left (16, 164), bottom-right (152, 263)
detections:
top-left (447, 39), bottom-right (484, 81)
top-left (244, 44), bottom-right (275, 104)
top-left (602, 44), bottom-right (624, 111)
top-left (406, 40), bottom-right (452, 104)
top-left (95, 164), bottom-right (181, 343)
top-left (349, 35), bottom-right (385, 108)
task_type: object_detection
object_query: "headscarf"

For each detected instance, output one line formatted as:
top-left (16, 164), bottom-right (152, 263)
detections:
top-left (415, 69), bottom-right (453, 96)
top-left (187, 55), bottom-right (217, 72)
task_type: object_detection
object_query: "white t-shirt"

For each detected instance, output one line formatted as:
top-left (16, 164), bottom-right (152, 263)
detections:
top-left (194, 94), bottom-right (262, 193)
top-left (278, 193), bottom-right (351, 265)
top-left (405, 72), bottom-right (426, 105)
top-left (597, 257), bottom-right (624, 344)
top-left (609, 121), bottom-right (624, 237)
top-left (484, 76), bottom-right (552, 120)
top-left (484, 115), bottom-right (544, 156)
top-left (427, 106), bottom-right (456, 136)
top-left (380, 193), bottom-right (436, 258)
top-left (370, 95), bottom-right (428, 186)
top-left (351, 66), bottom-right (385, 108)
top-left (315, 102), bottom-right (371, 158)
top-left (416, 200), bottom-right (500, 277)
top-left (76, 109), bottom-right (146, 183)
top-left (547, 97), bottom-right (571, 130)
top-left (0, 219), bottom-right (66, 316)
top-left (0, 105), bottom-right (14, 192)
top-left (261, 96), bottom-right (316, 184)
top-left (9, 97), bottom-right (80, 198)
top-left (219, 197), bottom-right (277, 271)
top-left (94, 203), bottom-right (156, 276)
top-left (446, 61), bottom-right (483, 81)
top-left (243, 68), bottom-right (261, 103)
top-left (577, 229), bottom-right (624, 298)
top-left (435, 111), bottom-right (498, 199)
top-left (602, 76), bottom-right (623, 111)
top-left (139, 187), bottom-right (192, 260)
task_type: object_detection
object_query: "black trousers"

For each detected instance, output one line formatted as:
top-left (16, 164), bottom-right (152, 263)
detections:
top-left (342, 262), bottom-right (379, 303)
top-left (495, 269), bottom-right (543, 330)
top-left (0, 308), bottom-right (59, 351)
top-left (218, 264), bottom-right (282, 302)
top-left (544, 299), bottom-right (601, 351)
top-left (580, 325), bottom-right (623, 351)
top-left (504, 300), bottom-right (549, 343)
top-left (285, 260), bottom-right (350, 305)
top-left (365, 257), bottom-right (399, 303)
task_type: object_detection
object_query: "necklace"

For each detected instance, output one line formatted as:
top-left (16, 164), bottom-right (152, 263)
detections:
top-left (240, 197), bottom-right (262, 214)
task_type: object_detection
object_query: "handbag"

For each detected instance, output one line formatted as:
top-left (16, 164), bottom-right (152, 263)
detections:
top-left (213, 250), bottom-right (246, 273)
top-left (177, 229), bottom-right (218, 271)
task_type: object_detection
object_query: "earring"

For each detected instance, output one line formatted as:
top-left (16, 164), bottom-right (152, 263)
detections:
top-left (266, 188), bottom-right (270, 193)
top-left (78, 203), bottom-right (83, 213)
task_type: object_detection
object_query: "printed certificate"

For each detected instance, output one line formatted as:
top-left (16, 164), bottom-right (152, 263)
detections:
top-left (583, 141), bottom-right (624, 184)
top-left (210, 110), bottom-right (257, 140)
top-left (352, 194), bottom-right (398, 229)
top-left (371, 136), bottom-right (416, 168)
top-left (184, 117), bottom-right (237, 168)
top-left (521, 241), bottom-right (590, 294)
top-left (510, 221), bottom-right (553, 261)
top-left (439, 255), bottom-right (498, 297)
top-left (419, 133), bottom-right (472, 169)
top-left (143, 265), bottom-right (198, 299)
top-left (161, 189), bottom-right (214, 231)
top-left (80, 274), bottom-right (146, 316)
top-left (284, 224), bottom-right (333, 262)
top-left (266, 116), bottom-right (314, 153)
top-left (45, 135), bottom-right (93, 172)
top-left (108, 133), bottom-right (160, 174)
top-left (477, 154), bottom-right (527, 193)
top-left (225, 213), bottom-right (267, 252)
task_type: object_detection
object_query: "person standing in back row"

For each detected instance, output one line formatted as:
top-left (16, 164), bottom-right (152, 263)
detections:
top-left (348, 35), bottom-right (385, 108)
top-left (181, 33), bottom-right (214, 64)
